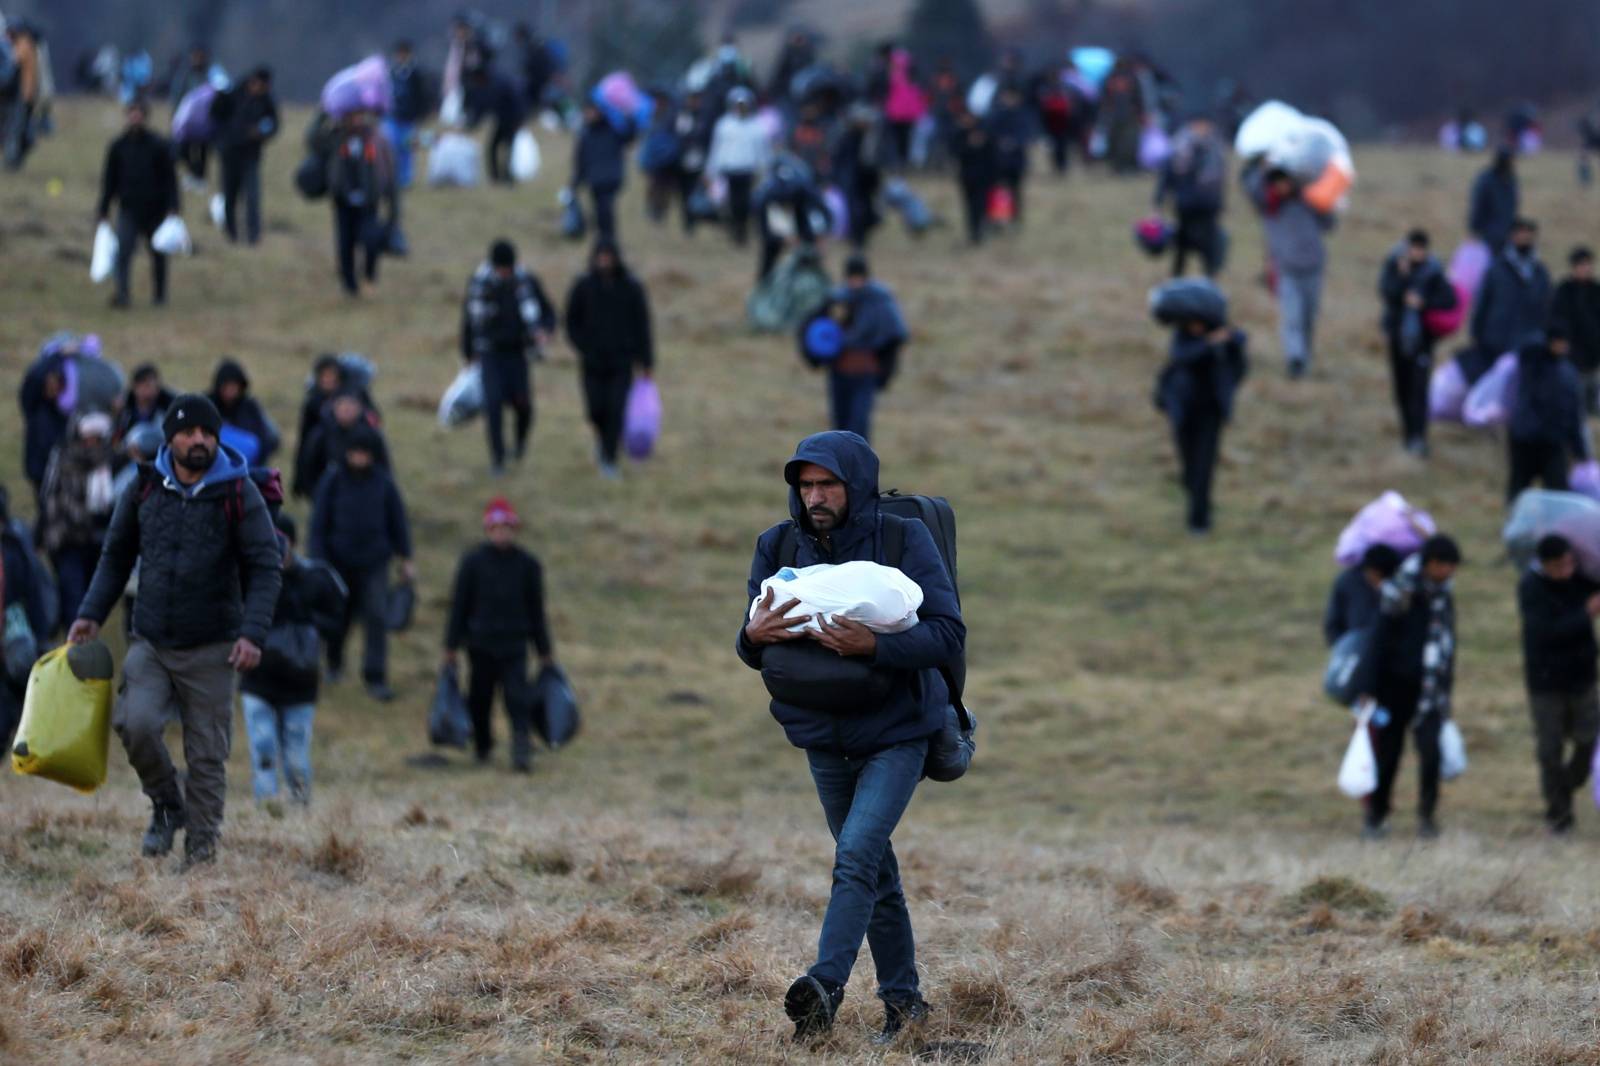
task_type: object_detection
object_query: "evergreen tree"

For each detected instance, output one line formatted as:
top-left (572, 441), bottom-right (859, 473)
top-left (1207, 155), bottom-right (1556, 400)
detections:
top-left (903, 0), bottom-right (995, 82)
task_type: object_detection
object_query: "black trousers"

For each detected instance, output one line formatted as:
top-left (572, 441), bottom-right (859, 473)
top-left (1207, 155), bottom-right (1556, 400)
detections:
top-left (959, 181), bottom-right (988, 245)
top-left (487, 120), bottom-right (516, 183)
top-left (590, 182), bottom-right (620, 243)
top-left (327, 561), bottom-right (388, 685)
top-left (583, 368), bottom-right (632, 465)
top-left (332, 200), bottom-right (379, 295)
top-left (180, 140), bottom-right (208, 181)
top-left (1529, 687), bottom-right (1600, 829)
top-left (1508, 437), bottom-right (1570, 504)
top-left (1171, 408), bottom-right (1223, 531)
top-left (1386, 336), bottom-right (1432, 446)
top-left (725, 171), bottom-right (755, 245)
top-left (0, 676), bottom-right (22, 753)
top-left (1173, 210), bottom-right (1222, 277)
top-left (481, 353), bottom-right (532, 467)
top-left (114, 209), bottom-right (167, 303)
top-left (468, 647), bottom-right (534, 762)
top-left (220, 149), bottom-right (263, 244)
top-left (1367, 676), bottom-right (1441, 826)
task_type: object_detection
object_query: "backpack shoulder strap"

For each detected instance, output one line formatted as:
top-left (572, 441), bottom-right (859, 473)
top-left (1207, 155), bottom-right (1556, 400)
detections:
top-left (877, 510), bottom-right (969, 727)
top-left (136, 463), bottom-right (160, 504)
top-left (777, 521), bottom-right (800, 569)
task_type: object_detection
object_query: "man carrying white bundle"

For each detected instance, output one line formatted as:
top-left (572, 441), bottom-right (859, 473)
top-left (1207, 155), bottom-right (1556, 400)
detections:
top-left (736, 430), bottom-right (965, 1045)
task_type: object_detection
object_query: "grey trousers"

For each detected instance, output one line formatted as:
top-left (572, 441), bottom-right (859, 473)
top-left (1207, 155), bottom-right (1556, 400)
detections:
top-left (1278, 267), bottom-right (1323, 369)
top-left (1529, 687), bottom-right (1600, 828)
top-left (113, 639), bottom-right (236, 843)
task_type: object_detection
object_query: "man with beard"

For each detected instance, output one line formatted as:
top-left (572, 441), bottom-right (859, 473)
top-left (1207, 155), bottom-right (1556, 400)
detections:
top-left (70, 394), bottom-right (282, 867)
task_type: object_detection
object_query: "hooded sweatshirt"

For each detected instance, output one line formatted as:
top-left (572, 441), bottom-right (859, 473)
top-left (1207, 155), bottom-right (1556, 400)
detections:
top-left (564, 242), bottom-right (654, 373)
top-left (1511, 342), bottom-right (1586, 454)
top-left (736, 431), bottom-right (965, 755)
top-left (209, 359), bottom-right (282, 466)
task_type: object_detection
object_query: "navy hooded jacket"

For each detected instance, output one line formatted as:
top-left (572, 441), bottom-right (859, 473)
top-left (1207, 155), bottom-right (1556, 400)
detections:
top-left (736, 431), bottom-right (965, 755)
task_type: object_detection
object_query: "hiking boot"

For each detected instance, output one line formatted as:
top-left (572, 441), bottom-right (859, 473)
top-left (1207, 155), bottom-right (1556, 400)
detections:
top-left (182, 834), bottom-right (217, 870)
top-left (872, 996), bottom-right (931, 1046)
top-left (1360, 821), bottom-right (1389, 842)
top-left (784, 974), bottom-right (842, 1041)
top-left (140, 803), bottom-right (186, 857)
top-left (1417, 817), bottom-right (1440, 840)
top-left (366, 682), bottom-right (396, 703)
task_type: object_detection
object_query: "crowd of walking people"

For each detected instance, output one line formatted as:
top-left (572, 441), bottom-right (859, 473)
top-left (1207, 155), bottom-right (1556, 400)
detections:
top-left (9, 10), bottom-right (1600, 1048)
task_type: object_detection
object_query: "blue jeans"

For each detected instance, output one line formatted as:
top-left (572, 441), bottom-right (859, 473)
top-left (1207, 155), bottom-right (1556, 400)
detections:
top-left (829, 372), bottom-right (878, 442)
top-left (241, 695), bottom-right (315, 802)
top-left (383, 119), bottom-right (416, 189)
top-left (806, 737), bottom-right (928, 1002)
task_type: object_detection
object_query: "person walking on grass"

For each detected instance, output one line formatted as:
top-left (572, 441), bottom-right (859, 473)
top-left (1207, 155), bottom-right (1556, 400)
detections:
top-left (241, 513), bottom-right (346, 807)
top-left (1507, 325), bottom-right (1587, 502)
top-left (1245, 165), bottom-right (1332, 379)
top-left (444, 497), bottom-right (555, 772)
top-left (0, 485), bottom-right (49, 752)
top-left (1469, 147), bottom-right (1519, 254)
top-left (37, 412), bottom-right (123, 628)
top-left (1153, 113), bottom-right (1228, 278)
top-left (563, 239), bottom-right (654, 480)
top-left (1152, 312), bottom-right (1248, 536)
top-left (209, 358), bottom-right (281, 467)
top-left (708, 87), bottom-right (771, 247)
top-left (308, 426), bottom-right (413, 703)
top-left (460, 239), bottom-right (557, 476)
top-left (210, 66), bottom-right (279, 246)
top-left (325, 110), bottom-right (397, 297)
top-left (1359, 535), bottom-right (1461, 842)
top-left (737, 431), bottom-right (965, 1044)
top-left (1472, 217), bottom-right (1552, 361)
top-left (822, 255), bottom-right (907, 444)
top-left (572, 101), bottom-right (634, 244)
top-left (1324, 545), bottom-right (1402, 647)
top-left (1518, 534), bottom-right (1600, 836)
top-left (1378, 229), bottom-right (1459, 456)
top-left (70, 394), bottom-right (283, 867)
top-left (1550, 246), bottom-right (1600, 415)
top-left (98, 97), bottom-right (180, 310)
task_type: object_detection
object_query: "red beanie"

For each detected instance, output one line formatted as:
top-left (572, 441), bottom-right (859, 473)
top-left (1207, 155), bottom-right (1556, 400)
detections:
top-left (483, 496), bottom-right (519, 529)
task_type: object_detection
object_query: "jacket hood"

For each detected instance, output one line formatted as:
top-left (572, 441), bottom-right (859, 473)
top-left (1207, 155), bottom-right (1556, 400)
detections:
top-left (783, 431), bottom-right (880, 551)
top-left (588, 238), bottom-right (627, 274)
top-left (213, 358), bottom-right (250, 391)
top-left (154, 441), bottom-right (250, 492)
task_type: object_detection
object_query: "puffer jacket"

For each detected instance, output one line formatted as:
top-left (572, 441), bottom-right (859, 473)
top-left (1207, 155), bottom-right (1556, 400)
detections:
top-left (241, 555), bottom-right (347, 707)
top-left (77, 444), bottom-right (283, 648)
top-left (1511, 343), bottom-right (1586, 454)
top-left (736, 431), bottom-right (966, 755)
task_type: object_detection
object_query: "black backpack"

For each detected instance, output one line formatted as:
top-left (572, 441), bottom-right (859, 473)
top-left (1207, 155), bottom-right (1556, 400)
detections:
top-left (777, 490), bottom-right (967, 714)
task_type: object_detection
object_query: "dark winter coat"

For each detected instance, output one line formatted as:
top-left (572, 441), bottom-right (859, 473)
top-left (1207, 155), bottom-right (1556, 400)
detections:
top-left (308, 463), bottom-right (411, 572)
top-left (1154, 130), bottom-right (1226, 216)
top-left (38, 436), bottom-right (121, 553)
top-left (1511, 343), bottom-right (1586, 455)
top-left (293, 407), bottom-right (388, 499)
top-left (1472, 249), bottom-right (1553, 356)
top-left (18, 358), bottom-right (68, 490)
top-left (209, 360), bottom-right (282, 466)
top-left (1519, 566), bottom-right (1600, 694)
top-left (1378, 249), bottom-right (1459, 336)
top-left (1468, 167), bottom-right (1518, 250)
top-left (735, 431), bottom-right (966, 756)
top-left (573, 116), bottom-right (634, 190)
top-left (390, 61), bottom-right (428, 124)
top-left (1551, 278), bottom-right (1600, 374)
top-left (113, 385), bottom-right (175, 443)
top-left (465, 72), bottom-right (525, 130)
top-left (241, 556), bottom-right (347, 706)
top-left (210, 87), bottom-right (279, 157)
top-left (1155, 328), bottom-right (1249, 422)
top-left (1324, 566), bottom-right (1381, 647)
top-left (984, 102), bottom-right (1031, 175)
top-left (445, 543), bottom-right (553, 658)
top-left (564, 259), bottom-right (654, 373)
top-left (953, 128), bottom-right (998, 191)
top-left (0, 524), bottom-right (48, 650)
top-left (77, 444), bottom-right (283, 648)
top-left (460, 264), bottom-right (557, 361)
top-left (97, 126), bottom-right (179, 222)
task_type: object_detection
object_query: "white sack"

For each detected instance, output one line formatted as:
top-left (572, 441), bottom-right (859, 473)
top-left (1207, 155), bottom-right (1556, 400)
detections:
top-left (750, 561), bottom-right (924, 634)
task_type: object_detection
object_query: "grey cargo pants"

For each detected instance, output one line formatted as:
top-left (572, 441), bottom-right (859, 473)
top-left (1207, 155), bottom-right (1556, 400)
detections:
top-left (113, 639), bottom-right (237, 845)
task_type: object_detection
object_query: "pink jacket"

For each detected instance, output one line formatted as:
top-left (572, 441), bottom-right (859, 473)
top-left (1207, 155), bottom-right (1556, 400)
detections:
top-left (883, 50), bottom-right (927, 124)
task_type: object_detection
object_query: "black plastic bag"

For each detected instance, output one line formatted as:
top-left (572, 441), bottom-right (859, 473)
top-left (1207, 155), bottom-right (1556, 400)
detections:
top-left (294, 154), bottom-right (329, 200)
top-left (385, 582), bottom-right (415, 633)
top-left (923, 704), bottom-right (977, 783)
top-left (428, 665), bottom-right (472, 748)
top-left (1149, 277), bottom-right (1228, 328)
top-left (533, 664), bottom-right (580, 749)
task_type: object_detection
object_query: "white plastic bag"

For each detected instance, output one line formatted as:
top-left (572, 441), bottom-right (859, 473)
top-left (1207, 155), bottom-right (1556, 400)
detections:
top-left (749, 561), bottom-right (924, 635)
top-left (90, 222), bottom-right (118, 283)
top-left (150, 215), bottom-right (192, 256)
top-left (437, 364), bottom-right (483, 428)
top-left (510, 129), bottom-right (540, 183)
top-left (209, 193), bottom-right (225, 228)
top-left (1439, 719), bottom-right (1468, 781)
top-left (440, 87), bottom-right (464, 128)
top-left (427, 131), bottom-right (481, 188)
top-left (1337, 705), bottom-right (1378, 798)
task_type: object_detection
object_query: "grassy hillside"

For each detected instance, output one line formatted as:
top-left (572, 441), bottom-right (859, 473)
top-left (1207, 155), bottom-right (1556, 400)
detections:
top-left (2, 101), bottom-right (1600, 1062)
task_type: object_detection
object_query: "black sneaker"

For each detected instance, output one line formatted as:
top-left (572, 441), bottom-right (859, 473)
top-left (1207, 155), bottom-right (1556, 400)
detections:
top-left (1417, 817), bottom-right (1440, 840)
top-left (140, 804), bottom-right (186, 857)
top-left (183, 834), bottom-right (217, 870)
top-left (872, 996), bottom-right (931, 1046)
top-left (784, 974), bottom-right (842, 1041)
top-left (366, 683), bottom-right (396, 703)
top-left (1360, 821), bottom-right (1389, 842)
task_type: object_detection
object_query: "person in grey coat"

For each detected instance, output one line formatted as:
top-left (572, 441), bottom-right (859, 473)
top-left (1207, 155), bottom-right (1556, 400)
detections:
top-left (1245, 165), bottom-right (1334, 378)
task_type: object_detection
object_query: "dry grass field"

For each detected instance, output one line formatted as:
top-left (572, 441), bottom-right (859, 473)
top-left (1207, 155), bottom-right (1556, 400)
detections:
top-left (3, 101), bottom-right (1600, 1063)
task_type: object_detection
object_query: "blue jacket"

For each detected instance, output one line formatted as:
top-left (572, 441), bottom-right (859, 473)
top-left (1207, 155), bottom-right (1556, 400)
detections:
top-left (736, 431), bottom-right (965, 755)
top-left (1472, 249), bottom-right (1552, 356)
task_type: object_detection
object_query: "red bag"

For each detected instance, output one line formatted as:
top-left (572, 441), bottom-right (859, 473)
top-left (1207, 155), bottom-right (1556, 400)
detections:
top-left (986, 186), bottom-right (1015, 224)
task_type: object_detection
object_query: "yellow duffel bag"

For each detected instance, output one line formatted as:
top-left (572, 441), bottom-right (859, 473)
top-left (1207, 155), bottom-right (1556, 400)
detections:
top-left (11, 641), bottom-right (115, 793)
